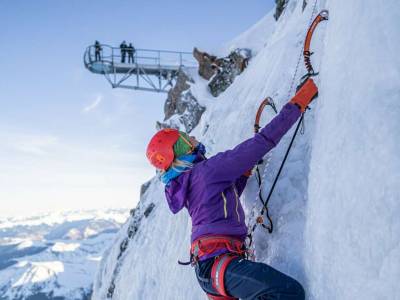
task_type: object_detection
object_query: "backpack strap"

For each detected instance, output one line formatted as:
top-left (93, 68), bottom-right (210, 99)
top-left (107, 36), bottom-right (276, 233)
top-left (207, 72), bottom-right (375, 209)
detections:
top-left (211, 254), bottom-right (238, 298)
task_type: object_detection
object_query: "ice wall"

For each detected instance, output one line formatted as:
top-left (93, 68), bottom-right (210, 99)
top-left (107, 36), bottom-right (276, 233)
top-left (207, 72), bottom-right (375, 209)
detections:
top-left (305, 0), bottom-right (400, 299)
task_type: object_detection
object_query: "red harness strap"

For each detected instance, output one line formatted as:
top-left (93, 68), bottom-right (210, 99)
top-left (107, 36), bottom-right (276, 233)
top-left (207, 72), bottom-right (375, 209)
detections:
top-left (191, 236), bottom-right (242, 299)
top-left (191, 236), bottom-right (245, 262)
top-left (210, 254), bottom-right (238, 299)
top-left (207, 292), bottom-right (237, 300)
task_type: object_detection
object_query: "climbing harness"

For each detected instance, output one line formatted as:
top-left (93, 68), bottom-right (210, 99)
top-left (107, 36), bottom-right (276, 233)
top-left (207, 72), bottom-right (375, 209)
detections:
top-left (247, 8), bottom-right (329, 247)
top-left (210, 254), bottom-right (239, 300)
top-left (207, 292), bottom-right (237, 300)
top-left (189, 236), bottom-right (246, 265)
top-left (187, 236), bottom-right (245, 299)
top-left (178, 235), bottom-right (246, 266)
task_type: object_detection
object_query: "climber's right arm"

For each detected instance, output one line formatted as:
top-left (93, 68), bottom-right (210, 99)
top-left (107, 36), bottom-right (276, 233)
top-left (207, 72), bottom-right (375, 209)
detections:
top-left (202, 103), bottom-right (300, 184)
top-left (201, 78), bottom-right (317, 185)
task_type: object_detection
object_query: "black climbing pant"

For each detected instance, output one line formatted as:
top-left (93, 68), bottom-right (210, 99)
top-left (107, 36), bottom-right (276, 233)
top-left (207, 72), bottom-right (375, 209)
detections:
top-left (195, 256), bottom-right (305, 300)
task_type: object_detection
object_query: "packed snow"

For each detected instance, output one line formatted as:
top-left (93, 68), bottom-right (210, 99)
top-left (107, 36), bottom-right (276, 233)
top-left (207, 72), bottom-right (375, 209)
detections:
top-left (304, 1), bottom-right (400, 299)
top-left (93, 0), bottom-right (400, 299)
top-left (13, 261), bottom-right (65, 286)
top-left (0, 209), bottom-right (129, 299)
top-left (51, 242), bottom-right (81, 252)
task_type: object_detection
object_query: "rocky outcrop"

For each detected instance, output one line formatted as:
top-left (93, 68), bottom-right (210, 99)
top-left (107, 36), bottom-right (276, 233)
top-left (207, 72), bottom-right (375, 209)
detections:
top-left (302, 0), bottom-right (307, 11)
top-left (274, 0), bottom-right (288, 20)
top-left (193, 47), bottom-right (218, 80)
top-left (140, 180), bottom-right (152, 198)
top-left (208, 48), bottom-right (251, 97)
top-left (157, 69), bottom-right (205, 133)
top-left (163, 70), bottom-right (193, 120)
top-left (158, 48), bottom-right (251, 132)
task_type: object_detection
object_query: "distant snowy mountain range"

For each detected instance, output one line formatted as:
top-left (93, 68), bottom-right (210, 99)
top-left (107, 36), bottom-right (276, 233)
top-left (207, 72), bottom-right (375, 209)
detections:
top-left (0, 209), bottom-right (129, 300)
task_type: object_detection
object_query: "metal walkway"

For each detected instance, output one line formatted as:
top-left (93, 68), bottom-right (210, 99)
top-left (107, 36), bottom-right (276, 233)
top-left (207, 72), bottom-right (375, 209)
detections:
top-left (83, 44), bottom-right (197, 93)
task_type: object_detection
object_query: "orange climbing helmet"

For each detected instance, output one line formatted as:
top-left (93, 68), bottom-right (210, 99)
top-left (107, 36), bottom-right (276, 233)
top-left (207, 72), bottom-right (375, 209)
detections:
top-left (146, 128), bottom-right (180, 170)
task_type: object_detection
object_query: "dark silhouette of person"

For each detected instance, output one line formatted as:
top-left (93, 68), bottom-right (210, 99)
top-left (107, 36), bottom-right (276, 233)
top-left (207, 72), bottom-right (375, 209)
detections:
top-left (127, 43), bottom-right (136, 63)
top-left (120, 41), bottom-right (127, 63)
top-left (94, 40), bottom-right (102, 61)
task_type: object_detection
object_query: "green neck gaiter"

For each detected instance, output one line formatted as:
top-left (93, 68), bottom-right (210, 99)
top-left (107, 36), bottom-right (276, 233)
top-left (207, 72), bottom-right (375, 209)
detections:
top-left (173, 132), bottom-right (193, 157)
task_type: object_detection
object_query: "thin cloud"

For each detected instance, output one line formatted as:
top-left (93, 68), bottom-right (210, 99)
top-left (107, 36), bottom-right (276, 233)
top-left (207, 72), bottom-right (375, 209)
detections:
top-left (82, 95), bottom-right (102, 113)
top-left (0, 132), bottom-right (58, 156)
top-left (0, 130), bottom-right (151, 217)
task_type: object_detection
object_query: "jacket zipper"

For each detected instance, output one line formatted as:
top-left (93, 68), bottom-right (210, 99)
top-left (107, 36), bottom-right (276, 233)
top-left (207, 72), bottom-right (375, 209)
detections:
top-left (221, 188), bottom-right (241, 222)
top-left (233, 186), bottom-right (241, 222)
top-left (221, 192), bottom-right (228, 218)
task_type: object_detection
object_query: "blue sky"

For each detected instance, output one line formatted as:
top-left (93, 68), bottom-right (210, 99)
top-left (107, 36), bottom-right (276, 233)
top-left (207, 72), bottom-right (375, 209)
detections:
top-left (0, 0), bottom-right (274, 217)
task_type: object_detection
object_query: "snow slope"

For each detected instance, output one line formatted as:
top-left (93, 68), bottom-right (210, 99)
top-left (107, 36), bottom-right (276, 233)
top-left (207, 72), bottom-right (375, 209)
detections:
top-left (93, 0), bottom-right (400, 299)
top-left (0, 209), bottom-right (128, 300)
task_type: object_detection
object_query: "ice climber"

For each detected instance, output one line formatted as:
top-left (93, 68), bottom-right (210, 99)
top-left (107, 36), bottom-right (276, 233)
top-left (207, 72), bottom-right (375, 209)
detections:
top-left (146, 78), bottom-right (318, 300)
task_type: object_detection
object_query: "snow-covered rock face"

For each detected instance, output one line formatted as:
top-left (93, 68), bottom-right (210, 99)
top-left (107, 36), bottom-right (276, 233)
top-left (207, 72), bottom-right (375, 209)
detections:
top-left (159, 48), bottom-right (251, 133)
top-left (157, 69), bottom-right (205, 133)
top-left (0, 209), bottom-right (128, 300)
top-left (92, 179), bottom-right (196, 300)
top-left (93, 0), bottom-right (400, 299)
top-left (275, 0), bottom-right (289, 20)
top-left (193, 47), bottom-right (218, 80)
top-left (208, 48), bottom-right (252, 97)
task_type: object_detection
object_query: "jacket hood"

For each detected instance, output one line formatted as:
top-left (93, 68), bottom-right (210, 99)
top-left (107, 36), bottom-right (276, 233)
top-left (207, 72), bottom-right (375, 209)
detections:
top-left (165, 172), bottom-right (190, 214)
top-left (164, 152), bottom-right (206, 214)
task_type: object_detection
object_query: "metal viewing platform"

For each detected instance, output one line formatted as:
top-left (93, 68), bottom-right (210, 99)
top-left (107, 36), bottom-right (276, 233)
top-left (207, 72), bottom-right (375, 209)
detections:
top-left (84, 44), bottom-right (197, 93)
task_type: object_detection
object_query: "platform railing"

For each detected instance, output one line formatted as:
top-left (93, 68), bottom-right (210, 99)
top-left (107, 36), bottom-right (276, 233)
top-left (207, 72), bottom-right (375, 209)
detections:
top-left (84, 44), bottom-right (196, 69)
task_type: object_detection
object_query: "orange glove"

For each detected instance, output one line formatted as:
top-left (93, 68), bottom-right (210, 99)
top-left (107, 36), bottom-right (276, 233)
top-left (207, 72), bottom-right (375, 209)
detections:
top-left (290, 78), bottom-right (318, 112)
top-left (243, 169), bottom-right (252, 177)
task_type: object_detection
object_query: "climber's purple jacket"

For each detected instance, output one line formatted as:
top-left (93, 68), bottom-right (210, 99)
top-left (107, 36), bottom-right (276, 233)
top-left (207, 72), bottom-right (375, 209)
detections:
top-left (165, 103), bottom-right (301, 243)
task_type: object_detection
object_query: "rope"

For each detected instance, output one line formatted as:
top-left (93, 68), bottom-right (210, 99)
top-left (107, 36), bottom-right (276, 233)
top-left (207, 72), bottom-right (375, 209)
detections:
top-left (247, 99), bottom-right (277, 249)
top-left (247, 0), bottom-right (320, 250)
top-left (248, 114), bottom-right (305, 248)
top-left (260, 113), bottom-right (305, 217)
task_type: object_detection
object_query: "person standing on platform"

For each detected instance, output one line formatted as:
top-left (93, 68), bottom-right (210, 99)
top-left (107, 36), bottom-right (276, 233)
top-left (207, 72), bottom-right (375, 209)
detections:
top-left (94, 40), bottom-right (102, 61)
top-left (127, 43), bottom-right (136, 63)
top-left (120, 41), bottom-right (127, 63)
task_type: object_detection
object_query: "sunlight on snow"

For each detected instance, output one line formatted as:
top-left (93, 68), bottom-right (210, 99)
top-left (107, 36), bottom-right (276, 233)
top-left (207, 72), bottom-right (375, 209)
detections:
top-left (51, 242), bottom-right (81, 252)
top-left (13, 261), bottom-right (64, 286)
